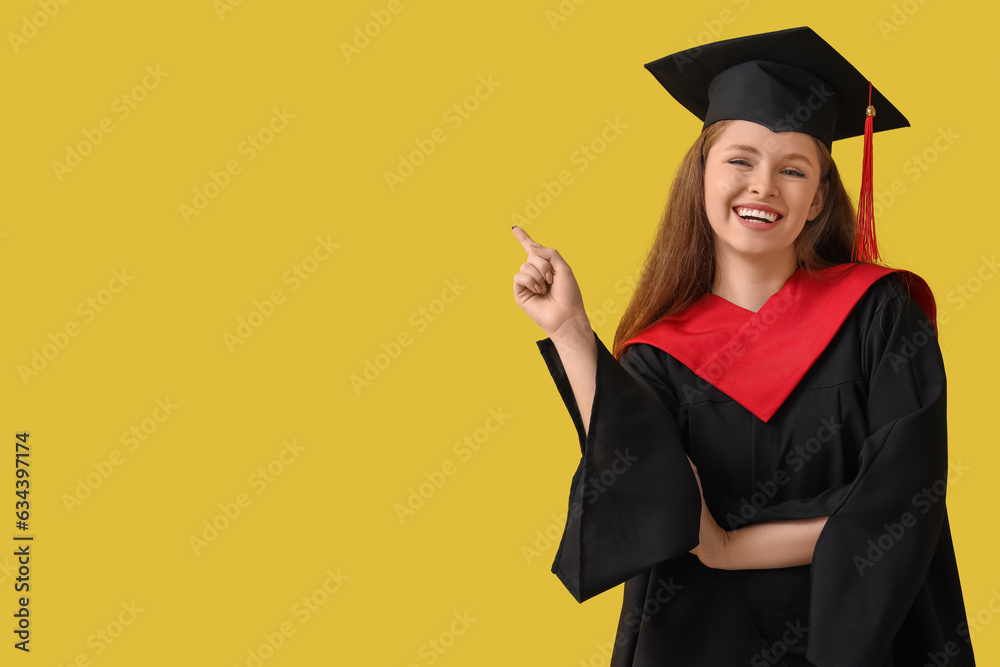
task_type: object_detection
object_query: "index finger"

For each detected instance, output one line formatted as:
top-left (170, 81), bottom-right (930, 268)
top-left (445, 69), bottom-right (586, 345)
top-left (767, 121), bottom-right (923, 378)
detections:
top-left (511, 225), bottom-right (545, 255)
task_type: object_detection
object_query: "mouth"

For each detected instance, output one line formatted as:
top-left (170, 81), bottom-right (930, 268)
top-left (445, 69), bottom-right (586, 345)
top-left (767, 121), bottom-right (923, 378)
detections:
top-left (733, 206), bottom-right (783, 224)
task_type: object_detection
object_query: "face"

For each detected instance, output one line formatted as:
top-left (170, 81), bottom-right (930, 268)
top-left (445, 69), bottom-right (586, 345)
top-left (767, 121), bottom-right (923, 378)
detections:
top-left (703, 120), bottom-right (825, 267)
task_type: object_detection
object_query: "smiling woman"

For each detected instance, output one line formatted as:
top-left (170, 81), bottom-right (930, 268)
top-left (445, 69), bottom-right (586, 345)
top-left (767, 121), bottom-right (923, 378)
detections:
top-left (511, 26), bottom-right (976, 667)
top-left (704, 121), bottom-right (825, 305)
top-left (702, 120), bottom-right (840, 311)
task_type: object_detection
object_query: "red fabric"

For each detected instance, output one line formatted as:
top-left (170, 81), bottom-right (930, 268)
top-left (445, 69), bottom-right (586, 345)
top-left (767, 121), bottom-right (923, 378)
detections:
top-left (620, 263), bottom-right (936, 422)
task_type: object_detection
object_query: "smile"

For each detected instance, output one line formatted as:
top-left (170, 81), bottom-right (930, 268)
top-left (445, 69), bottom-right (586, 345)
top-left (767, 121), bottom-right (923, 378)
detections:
top-left (733, 206), bottom-right (783, 224)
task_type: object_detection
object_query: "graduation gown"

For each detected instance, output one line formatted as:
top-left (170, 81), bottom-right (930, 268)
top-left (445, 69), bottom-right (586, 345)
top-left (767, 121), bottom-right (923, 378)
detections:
top-left (535, 263), bottom-right (975, 666)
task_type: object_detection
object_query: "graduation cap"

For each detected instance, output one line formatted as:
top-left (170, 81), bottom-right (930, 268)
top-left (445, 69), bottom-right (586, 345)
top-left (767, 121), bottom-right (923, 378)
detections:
top-left (643, 26), bottom-right (909, 263)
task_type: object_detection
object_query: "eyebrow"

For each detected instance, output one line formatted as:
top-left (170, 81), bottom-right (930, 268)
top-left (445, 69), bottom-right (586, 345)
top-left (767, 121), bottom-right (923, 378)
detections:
top-left (722, 144), bottom-right (814, 166)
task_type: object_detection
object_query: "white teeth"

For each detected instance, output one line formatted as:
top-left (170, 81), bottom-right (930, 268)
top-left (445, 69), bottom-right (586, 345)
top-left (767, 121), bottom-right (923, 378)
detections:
top-left (735, 207), bottom-right (778, 223)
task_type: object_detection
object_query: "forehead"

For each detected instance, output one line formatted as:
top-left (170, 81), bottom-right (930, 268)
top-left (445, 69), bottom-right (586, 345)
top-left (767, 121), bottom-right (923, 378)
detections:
top-left (711, 119), bottom-right (819, 157)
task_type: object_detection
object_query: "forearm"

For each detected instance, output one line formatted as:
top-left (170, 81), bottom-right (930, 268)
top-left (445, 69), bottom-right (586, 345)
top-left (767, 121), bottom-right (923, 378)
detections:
top-left (550, 319), bottom-right (597, 437)
top-left (719, 516), bottom-right (829, 570)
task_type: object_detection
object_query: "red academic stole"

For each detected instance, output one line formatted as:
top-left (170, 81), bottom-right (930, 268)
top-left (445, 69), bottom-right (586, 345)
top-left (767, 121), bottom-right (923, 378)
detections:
top-left (619, 263), bottom-right (936, 423)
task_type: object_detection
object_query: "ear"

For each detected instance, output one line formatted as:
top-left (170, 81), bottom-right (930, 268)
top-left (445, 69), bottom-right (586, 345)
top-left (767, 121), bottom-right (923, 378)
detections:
top-left (807, 182), bottom-right (825, 220)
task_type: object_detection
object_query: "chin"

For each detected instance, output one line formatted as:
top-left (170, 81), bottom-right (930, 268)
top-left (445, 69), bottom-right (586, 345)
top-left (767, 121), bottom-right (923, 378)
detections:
top-left (720, 239), bottom-right (798, 262)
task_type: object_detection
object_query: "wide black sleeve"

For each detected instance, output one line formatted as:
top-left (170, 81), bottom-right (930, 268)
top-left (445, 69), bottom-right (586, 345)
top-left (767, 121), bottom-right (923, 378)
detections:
top-left (806, 278), bottom-right (972, 666)
top-left (536, 331), bottom-right (701, 603)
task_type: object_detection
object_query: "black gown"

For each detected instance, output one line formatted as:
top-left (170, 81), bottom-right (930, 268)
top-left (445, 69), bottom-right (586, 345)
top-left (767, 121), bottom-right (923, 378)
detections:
top-left (535, 267), bottom-right (975, 666)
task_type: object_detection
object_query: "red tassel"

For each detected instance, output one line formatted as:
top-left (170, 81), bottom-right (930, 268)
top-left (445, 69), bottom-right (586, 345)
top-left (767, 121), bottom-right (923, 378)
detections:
top-left (853, 82), bottom-right (879, 263)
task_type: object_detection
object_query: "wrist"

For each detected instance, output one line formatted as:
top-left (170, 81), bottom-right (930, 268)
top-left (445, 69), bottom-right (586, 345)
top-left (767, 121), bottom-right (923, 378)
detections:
top-left (550, 317), bottom-right (593, 350)
top-left (715, 529), bottom-right (734, 570)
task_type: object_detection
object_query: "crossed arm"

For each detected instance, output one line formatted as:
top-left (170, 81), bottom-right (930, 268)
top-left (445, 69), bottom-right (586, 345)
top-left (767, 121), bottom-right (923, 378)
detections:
top-left (687, 461), bottom-right (829, 570)
top-left (551, 325), bottom-right (829, 572)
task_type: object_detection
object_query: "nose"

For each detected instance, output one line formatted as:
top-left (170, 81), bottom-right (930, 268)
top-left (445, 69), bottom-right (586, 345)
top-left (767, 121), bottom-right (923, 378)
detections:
top-left (748, 170), bottom-right (778, 198)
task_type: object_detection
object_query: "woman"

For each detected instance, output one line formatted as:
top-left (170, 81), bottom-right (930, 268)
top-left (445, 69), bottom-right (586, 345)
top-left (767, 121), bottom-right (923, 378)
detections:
top-left (511, 27), bottom-right (974, 667)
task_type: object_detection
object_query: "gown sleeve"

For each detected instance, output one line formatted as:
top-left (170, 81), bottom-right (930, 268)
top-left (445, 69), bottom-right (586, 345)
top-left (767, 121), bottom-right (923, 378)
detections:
top-left (806, 277), bottom-right (962, 666)
top-left (536, 331), bottom-right (702, 603)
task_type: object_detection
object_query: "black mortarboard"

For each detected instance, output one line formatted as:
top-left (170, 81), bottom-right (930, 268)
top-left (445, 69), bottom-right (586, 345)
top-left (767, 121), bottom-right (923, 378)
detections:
top-left (643, 26), bottom-right (910, 262)
top-left (643, 26), bottom-right (909, 151)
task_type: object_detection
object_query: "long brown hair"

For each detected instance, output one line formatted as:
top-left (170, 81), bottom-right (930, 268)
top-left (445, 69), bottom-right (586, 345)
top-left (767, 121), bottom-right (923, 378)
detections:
top-left (611, 119), bottom-right (857, 359)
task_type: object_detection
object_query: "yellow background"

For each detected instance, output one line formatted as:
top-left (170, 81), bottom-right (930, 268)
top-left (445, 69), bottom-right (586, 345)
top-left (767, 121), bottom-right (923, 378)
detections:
top-left (2, 0), bottom-right (997, 664)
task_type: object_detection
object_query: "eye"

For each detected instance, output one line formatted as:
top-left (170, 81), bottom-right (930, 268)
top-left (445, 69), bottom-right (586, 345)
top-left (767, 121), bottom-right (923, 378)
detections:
top-left (781, 168), bottom-right (806, 178)
top-left (727, 159), bottom-right (751, 166)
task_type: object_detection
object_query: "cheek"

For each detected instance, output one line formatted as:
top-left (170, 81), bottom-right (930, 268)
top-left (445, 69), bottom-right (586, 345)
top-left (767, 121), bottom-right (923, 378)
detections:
top-left (704, 169), bottom-right (736, 206)
top-left (801, 181), bottom-right (823, 208)
top-left (702, 180), bottom-right (717, 216)
top-left (704, 183), bottom-right (729, 220)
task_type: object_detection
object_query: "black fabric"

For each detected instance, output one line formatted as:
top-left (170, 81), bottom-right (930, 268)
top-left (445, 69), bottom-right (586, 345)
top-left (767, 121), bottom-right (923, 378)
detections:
top-left (537, 328), bottom-right (703, 602)
top-left (536, 274), bottom-right (974, 666)
top-left (706, 60), bottom-right (839, 147)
